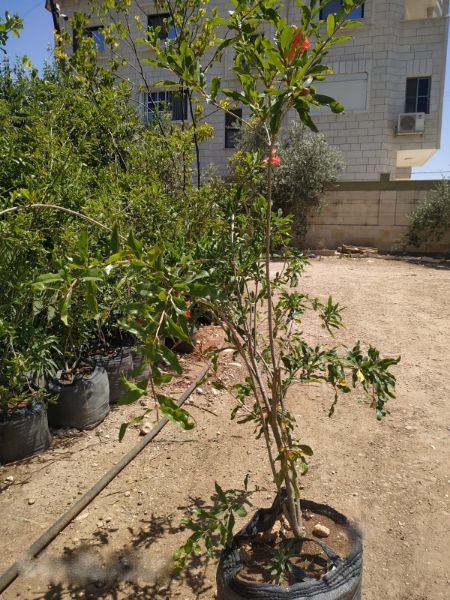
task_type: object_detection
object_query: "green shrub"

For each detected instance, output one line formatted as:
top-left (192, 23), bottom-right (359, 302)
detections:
top-left (406, 180), bottom-right (450, 250)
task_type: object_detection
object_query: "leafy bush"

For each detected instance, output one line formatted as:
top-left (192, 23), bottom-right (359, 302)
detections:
top-left (0, 57), bottom-right (223, 403)
top-left (405, 180), bottom-right (450, 250)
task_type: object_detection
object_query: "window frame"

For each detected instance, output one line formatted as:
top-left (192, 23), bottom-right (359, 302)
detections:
top-left (147, 13), bottom-right (178, 40)
top-left (319, 1), bottom-right (365, 20)
top-left (144, 90), bottom-right (188, 122)
top-left (73, 26), bottom-right (106, 53)
top-left (311, 72), bottom-right (369, 113)
top-left (404, 77), bottom-right (431, 114)
top-left (225, 109), bottom-right (242, 149)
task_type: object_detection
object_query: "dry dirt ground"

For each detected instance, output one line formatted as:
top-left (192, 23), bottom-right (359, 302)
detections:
top-left (1, 256), bottom-right (449, 600)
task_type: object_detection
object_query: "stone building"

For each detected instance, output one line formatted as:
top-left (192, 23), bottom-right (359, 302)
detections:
top-left (47, 0), bottom-right (449, 183)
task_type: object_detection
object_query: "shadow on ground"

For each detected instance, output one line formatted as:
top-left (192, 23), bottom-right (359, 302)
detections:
top-left (24, 510), bottom-right (214, 600)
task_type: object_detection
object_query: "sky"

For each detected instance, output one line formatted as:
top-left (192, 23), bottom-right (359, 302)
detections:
top-left (1, 0), bottom-right (449, 180)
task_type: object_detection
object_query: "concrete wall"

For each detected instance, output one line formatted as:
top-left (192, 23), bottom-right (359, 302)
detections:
top-left (304, 179), bottom-right (449, 253)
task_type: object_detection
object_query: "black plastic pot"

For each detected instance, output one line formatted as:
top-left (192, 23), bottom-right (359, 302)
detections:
top-left (217, 494), bottom-right (362, 600)
top-left (0, 399), bottom-right (52, 464)
top-left (47, 366), bottom-right (110, 429)
top-left (94, 347), bottom-right (134, 403)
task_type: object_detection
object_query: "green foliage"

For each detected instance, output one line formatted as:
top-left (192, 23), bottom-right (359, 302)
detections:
top-left (268, 540), bottom-right (297, 584)
top-left (0, 53), bottom-right (220, 405)
top-left (0, 12), bottom-right (23, 51)
top-left (405, 180), bottom-right (450, 250)
top-left (235, 121), bottom-right (344, 242)
top-left (174, 479), bottom-right (253, 571)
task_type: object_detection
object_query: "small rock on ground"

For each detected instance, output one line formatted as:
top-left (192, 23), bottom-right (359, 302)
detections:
top-left (313, 523), bottom-right (330, 538)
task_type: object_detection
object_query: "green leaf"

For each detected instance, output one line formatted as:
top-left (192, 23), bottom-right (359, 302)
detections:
top-left (78, 228), bottom-right (89, 263)
top-left (166, 316), bottom-right (190, 343)
top-left (127, 232), bottom-right (143, 258)
top-left (119, 422), bottom-right (129, 442)
top-left (111, 224), bottom-right (120, 253)
top-left (210, 76), bottom-right (221, 101)
top-left (85, 280), bottom-right (98, 314)
top-left (235, 505), bottom-right (247, 518)
top-left (117, 375), bottom-right (147, 405)
top-left (314, 94), bottom-right (345, 113)
top-left (159, 344), bottom-right (182, 374)
top-left (60, 287), bottom-right (73, 326)
top-left (151, 364), bottom-right (173, 385)
top-left (279, 25), bottom-right (294, 55)
top-left (215, 481), bottom-right (227, 503)
top-left (117, 387), bottom-right (144, 405)
top-left (157, 394), bottom-right (195, 430)
top-left (326, 13), bottom-right (335, 37)
top-left (34, 272), bottom-right (63, 286)
top-left (294, 105), bottom-right (319, 133)
top-left (154, 80), bottom-right (185, 88)
top-left (211, 381), bottom-right (226, 391)
top-left (299, 444), bottom-right (314, 456)
top-left (329, 99), bottom-right (345, 114)
top-left (225, 512), bottom-right (235, 546)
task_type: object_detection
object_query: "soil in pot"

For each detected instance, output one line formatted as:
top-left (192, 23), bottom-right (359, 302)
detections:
top-left (217, 497), bottom-right (362, 600)
top-left (238, 510), bottom-right (353, 586)
top-left (0, 398), bottom-right (52, 464)
top-left (47, 364), bottom-right (109, 430)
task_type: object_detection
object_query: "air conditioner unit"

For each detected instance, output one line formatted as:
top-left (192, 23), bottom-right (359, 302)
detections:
top-left (396, 113), bottom-right (425, 135)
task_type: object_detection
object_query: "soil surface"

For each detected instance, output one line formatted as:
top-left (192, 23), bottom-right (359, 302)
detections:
top-left (1, 256), bottom-right (449, 600)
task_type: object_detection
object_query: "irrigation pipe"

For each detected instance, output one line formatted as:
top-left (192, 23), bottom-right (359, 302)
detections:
top-left (0, 361), bottom-right (210, 594)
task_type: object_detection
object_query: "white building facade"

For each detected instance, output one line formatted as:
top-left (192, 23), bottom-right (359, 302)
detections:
top-left (48, 0), bottom-right (449, 182)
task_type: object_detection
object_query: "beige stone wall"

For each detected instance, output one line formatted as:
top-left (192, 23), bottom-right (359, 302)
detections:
top-left (303, 184), bottom-right (449, 253)
top-left (54, 0), bottom-right (449, 181)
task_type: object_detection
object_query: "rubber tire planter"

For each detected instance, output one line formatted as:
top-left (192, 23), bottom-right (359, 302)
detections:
top-left (0, 399), bottom-right (52, 464)
top-left (94, 347), bottom-right (134, 403)
top-left (47, 366), bottom-right (110, 430)
top-left (216, 497), bottom-right (362, 600)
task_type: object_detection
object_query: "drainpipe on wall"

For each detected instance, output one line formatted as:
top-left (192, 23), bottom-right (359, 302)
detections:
top-left (46, 0), bottom-right (62, 36)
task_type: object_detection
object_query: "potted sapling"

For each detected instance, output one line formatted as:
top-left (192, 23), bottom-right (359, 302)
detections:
top-left (34, 230), bottom-right (110, 430)
top-left (139, 1), bottom-right (399, 598)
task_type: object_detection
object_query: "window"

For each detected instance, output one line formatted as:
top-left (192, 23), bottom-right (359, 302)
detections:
top-left (148, 13), bottom-right (178, 40)
top-left (320, 1), bottom-right (364, 19)
top-left (144, 90), bottom-right (188, 121)
top-left (73, 26), bottom-right (106, 52)
top-left (225, 109), bottom-right (242, 148)
top-left (405, 77), bottom-right (431, 114)
top-left (312, 73), bottom-right (368, 112)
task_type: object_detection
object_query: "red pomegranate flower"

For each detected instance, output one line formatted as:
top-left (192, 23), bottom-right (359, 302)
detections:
top-left (185, 310), bottom-right (192, 318)
top-left (262, 148), bottom-right (281, 166)
top-left (288, 26), bottom-right (311, 61)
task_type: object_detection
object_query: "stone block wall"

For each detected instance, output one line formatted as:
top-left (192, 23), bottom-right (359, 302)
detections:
top-left (303, 180), bottom-right (449, 253)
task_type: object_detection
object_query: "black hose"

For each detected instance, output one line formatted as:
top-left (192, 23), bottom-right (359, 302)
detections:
top-left (0, 362), bottom-right (210, 593)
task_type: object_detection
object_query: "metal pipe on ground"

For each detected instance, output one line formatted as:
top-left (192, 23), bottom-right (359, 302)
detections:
top-left (0, 361), bottom-right (210, 594)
